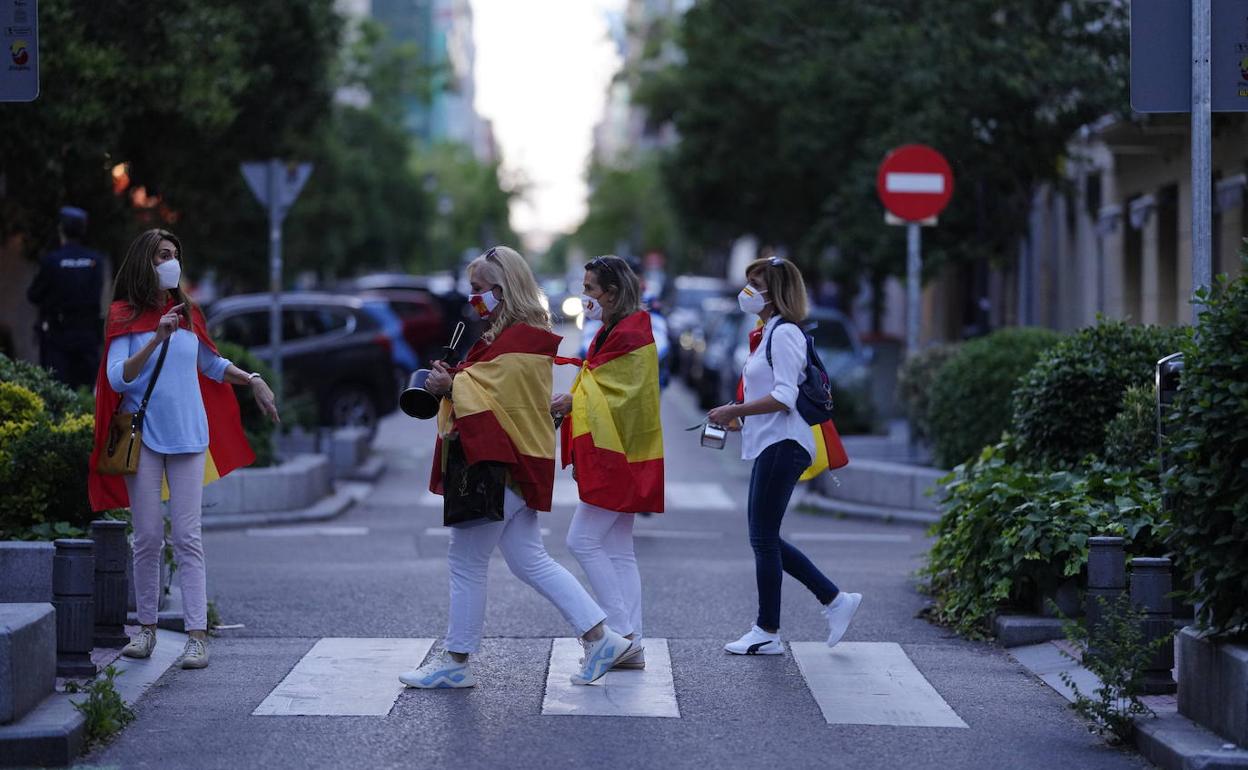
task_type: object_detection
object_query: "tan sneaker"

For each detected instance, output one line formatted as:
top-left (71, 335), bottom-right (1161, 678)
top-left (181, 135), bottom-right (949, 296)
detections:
top-left (176, 637), bottom-right (209, 669)
top-left (121, 626), bottom-right (157, 659)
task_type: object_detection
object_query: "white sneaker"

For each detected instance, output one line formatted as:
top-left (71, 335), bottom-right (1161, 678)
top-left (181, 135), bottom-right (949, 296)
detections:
top-left (121, 626), bottom-right (157, 659)
top-left (823, 592), bottom-right (862, 647)
top-left (724, 625), bottom-right (784, 655)
top-left (399, 652), bottom-right (476, 689)
top-left (175, 637), bottom-right (209, 670)
top-left (571, 627), bottom-right (633, 685)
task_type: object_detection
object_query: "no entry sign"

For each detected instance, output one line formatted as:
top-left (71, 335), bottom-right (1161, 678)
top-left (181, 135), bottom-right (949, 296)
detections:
top-left (876, 144), bottom-right (953, 222)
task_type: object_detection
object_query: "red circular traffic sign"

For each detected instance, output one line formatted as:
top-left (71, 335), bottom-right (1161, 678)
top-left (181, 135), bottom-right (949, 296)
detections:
top-left (876, 144), bottom-right (953, 222)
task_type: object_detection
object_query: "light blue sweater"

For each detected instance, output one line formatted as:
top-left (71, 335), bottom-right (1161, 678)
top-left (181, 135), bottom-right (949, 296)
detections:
top-left (106, 328), bottom-right (231, 454)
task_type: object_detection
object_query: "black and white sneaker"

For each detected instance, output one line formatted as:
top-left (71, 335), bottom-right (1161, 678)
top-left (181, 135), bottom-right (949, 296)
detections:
top-left (724, 625), bottom-right (784, 655)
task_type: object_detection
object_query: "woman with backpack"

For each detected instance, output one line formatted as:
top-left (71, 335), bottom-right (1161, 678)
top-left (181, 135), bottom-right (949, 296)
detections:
top-left (707, 256), bottom-right (862, 656)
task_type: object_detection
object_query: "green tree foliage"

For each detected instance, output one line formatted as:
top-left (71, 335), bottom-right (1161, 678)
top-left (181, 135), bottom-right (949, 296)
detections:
top-left (572, 154), bottom-right (683, 266)
top-left (637, 0), bottom-right (1128, 285)
top-left (411, 142), bottom-right (519, 269)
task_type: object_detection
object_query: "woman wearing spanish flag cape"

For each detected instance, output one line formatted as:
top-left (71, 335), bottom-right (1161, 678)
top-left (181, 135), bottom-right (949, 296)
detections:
top-left (399, 246), bottom-right (636, 690)
top-left (88, 229), bottom-right (278, 670)
top-left (552, 255), bottom-right (662, 670)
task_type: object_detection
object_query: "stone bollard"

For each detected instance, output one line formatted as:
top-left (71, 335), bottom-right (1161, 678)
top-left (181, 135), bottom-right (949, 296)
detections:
top-left (91, 520), bottom-right (131, 648)
top-left (1131, 557), bottom-right (1177, 694)
top-left (53, 538), bottom-right (97, 678)
top-left (1085, 536), bottom-right (1126, 661)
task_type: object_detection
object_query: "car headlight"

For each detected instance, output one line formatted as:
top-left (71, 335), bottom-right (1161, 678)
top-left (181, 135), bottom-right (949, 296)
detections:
top-left (561, 296), bottom-right (583, 317)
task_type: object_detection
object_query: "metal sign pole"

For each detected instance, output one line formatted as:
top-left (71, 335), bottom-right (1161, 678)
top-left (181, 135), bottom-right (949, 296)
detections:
top-left (267, 158), bottom-right (283, 407)
top-left (1191, 0), bottom-right (1212, 324)
top-left (906, 221), bottom-right (921, 352)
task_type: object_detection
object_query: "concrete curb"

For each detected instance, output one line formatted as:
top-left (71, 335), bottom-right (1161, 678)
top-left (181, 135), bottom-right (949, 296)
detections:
top-left (201, 486), bottom-right (358, 531)
top-left (339, 455), bottom-right (386, 483)
top-left (796, 491), bottom-right (939, 528)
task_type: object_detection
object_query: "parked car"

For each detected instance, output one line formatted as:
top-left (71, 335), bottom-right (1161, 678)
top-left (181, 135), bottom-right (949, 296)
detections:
top-left (358, 297), bottom-right (422, 379)
top-left (665, 276), bottom-right (733, 378)
top-left (337, 273), bottom-right (480, 360)
top-left (359, 289), bottom-right (445, 362)
top-left (205, 292), bottom-right (399, 437)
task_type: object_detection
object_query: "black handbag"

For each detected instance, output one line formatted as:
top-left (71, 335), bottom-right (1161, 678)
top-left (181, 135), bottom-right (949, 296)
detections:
top-left (442, 433), bottom-right (507, 528)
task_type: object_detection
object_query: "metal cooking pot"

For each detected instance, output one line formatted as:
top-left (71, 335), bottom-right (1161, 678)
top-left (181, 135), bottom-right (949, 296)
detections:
top-left (701, 422), bottom-right (727, 450)
top-left (399, 369), bottom-right (441, 420)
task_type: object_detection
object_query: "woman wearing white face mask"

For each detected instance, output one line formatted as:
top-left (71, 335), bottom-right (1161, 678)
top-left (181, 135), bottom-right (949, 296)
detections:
top-left (551, 256), bottom-right (664, 670)
top-left (707, 257), bottom-right (862, 656)
top-left (89, 229), bottom-right (278, 670)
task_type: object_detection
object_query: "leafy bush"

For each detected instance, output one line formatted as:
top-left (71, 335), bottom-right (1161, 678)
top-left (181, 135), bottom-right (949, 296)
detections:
top-left (927, 328), bottom-right (1061, 468)
top-left (922, 438), bottom-right (1166, 638)
top-left (1104, 385), bottom-right (1157, 471)
top-left (216, 342), bottom-right (276, 467)
top-left (0, 381), bottom-right (44, 424)
top-left (0, 353), bottom-right (94, 418)
top-left (1165, 262), bottom-right (1248, 635)
top-left (1011, 320), bottom-right (1189, 466)
top-left (896, 344), bottom-right (960, 442)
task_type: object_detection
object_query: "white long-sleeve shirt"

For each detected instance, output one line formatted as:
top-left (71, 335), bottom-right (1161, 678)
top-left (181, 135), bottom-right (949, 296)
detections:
top-left (106, 328), bottom-right (231, 454)
top-left (740, 316), bottom-right (816, 462)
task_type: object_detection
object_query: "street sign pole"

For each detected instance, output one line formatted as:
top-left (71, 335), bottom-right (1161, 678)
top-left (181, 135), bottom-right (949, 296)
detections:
top-left (267, 159), bottom-right (284, 406)
top-left (906, 222), bottom-right (921, 353)
top-left (1191, 0), bottom-right (1212, 323)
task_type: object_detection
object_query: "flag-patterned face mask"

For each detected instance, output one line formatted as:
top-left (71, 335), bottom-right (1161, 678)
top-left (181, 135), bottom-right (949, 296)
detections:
top-left (468, 288), bottom-right (501, 319)
top-left (738, 285), bottom-right (767, 315)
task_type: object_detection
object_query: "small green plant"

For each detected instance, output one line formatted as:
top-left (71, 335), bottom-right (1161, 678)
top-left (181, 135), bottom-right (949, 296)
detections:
top-left (207, 599), bottom-right (222, 634)
top-left (1058, 595), bottom-right (1169, 744)
top-left (64, 665), bottom-right (136, 745)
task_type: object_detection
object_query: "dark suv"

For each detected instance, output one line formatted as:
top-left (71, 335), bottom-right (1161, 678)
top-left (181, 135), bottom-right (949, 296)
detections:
top-left (205, 293), bottom-right (399, 437)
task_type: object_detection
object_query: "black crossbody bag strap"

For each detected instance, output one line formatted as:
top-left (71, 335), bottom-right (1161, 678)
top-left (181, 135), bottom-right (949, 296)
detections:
top-left (132, 338), bottom-right (171, 431)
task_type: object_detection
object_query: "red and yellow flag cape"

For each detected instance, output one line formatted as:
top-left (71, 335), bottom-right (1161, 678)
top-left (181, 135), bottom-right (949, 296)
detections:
top-left (738, 323), bottom-right (848, 481)
top-left (429, 323), bottom-right (561, 512)
top-left (560, 311), bottom-right (664, 513)
top-left (88, 299), bottom-right (255, 511)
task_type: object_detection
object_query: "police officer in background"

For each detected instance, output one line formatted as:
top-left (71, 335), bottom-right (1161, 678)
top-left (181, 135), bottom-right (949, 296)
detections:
top-left (26, 206), bottom-right (106, 388)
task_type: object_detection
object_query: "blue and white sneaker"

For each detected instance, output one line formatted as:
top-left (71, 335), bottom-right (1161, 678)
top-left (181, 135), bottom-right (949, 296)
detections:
top-left (571, 627), bottom-right (633, 685)
top-left (399, 651), bottom-right (476, 689)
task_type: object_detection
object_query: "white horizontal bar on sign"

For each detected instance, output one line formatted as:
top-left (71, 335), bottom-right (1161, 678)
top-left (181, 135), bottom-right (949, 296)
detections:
top-left (885, 172), bottom-right (946, 194)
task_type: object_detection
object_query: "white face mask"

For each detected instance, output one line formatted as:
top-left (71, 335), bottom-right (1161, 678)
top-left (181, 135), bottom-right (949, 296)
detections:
top-left (468, 289), bottom-right (501, 319)
top-left (581, 294), bottom-right (603, 321)
top-left (737, 285), bottom-right (767, 315)
top-left (156, 259), bottom-right (182, 290)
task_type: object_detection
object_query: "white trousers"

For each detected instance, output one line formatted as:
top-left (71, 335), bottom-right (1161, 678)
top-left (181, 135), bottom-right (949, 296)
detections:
top-left (445, 489), bottom-right (606, 654)
top-left (566, 501), bottom-right (642, 638)
top-left (123, 444), bottom-right (208, 631)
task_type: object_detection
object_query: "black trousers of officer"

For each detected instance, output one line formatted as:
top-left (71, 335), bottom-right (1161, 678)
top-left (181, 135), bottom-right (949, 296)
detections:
top-left (40, 326), bottom-right (101, 390)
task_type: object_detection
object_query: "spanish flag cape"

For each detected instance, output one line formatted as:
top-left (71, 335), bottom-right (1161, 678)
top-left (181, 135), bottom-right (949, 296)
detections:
top-left (88, 299), bottom-right (255, 511)
top-left (738, 322), bottom-right (849, 481)
top-left (559, 311), bottom-right (664, 513)
top-left (429, 323), bottom-right (561, 512)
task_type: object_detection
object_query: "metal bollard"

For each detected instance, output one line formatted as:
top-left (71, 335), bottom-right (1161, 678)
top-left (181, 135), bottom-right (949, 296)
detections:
top-left (1085, 536), bottom-right (1126, 661)
top-left (1131, 557), bottom-right (1177, 694)
top-left (53, 539), bottom-right (97, 677)
top-left (91, 520), bottom-right (130, 648)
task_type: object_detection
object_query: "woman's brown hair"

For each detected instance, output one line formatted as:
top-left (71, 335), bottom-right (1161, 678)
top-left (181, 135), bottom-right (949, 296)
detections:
top-left (111, 229), bottom-right (193, 325)
top-left (745, 256), bottom-right (808, 323)
top-left (585, 255), bottom-right (641, 326)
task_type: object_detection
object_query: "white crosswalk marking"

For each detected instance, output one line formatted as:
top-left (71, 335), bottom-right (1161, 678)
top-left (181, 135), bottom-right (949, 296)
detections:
top-left (790, 642), bottom-right (967, 728)
top-left (541, 638), bottom-right (680, 718)
top-left (419, 482), bottom-right (734, 511)
top-left (253, 638), bottom-right (435, 716)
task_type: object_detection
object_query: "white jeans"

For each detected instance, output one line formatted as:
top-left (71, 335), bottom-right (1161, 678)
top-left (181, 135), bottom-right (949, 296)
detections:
top-left (566, 501), bottom-right (642, 638)
top-left (445, 489), bottom-right (606, 654)
top-left (123, 444), bottom-right (208, 631)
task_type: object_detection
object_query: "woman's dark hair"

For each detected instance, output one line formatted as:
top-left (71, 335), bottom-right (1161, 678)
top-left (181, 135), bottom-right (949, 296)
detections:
top-left (111, 229), bottom-right (193, 324)
top-left (585, 255), bottom-right (641, 326)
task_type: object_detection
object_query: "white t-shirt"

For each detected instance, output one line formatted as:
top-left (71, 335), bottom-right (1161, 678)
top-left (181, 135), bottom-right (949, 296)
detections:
top-left (740, 317), bottom-right (816, 462)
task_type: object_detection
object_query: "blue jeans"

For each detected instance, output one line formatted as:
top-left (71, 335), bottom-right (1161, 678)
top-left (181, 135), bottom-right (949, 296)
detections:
top-left (748, 439), bottom-right (839, 632)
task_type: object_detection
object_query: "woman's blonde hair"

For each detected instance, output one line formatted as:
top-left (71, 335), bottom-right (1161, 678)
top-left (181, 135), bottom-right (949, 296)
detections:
top-left (746, 256), bottom-right (808, 323)
top-left (468, 245), bottom-right (551, 334)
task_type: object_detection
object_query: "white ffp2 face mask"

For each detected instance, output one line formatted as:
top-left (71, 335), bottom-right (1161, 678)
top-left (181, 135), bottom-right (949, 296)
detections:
top-left (156, 259), bottom-right (182, 290)
top-left (581, 294), bottom-right (603, 321)
top-left (738, 285), bottom-right (767, 315)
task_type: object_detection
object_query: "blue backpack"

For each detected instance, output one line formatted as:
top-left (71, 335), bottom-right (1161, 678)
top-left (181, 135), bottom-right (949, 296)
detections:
top-left (764, 319), bottom-right (836, 426)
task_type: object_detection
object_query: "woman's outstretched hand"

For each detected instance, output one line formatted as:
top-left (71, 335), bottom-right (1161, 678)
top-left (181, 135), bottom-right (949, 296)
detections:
top-left (250, 378), bottom-right (280, 424)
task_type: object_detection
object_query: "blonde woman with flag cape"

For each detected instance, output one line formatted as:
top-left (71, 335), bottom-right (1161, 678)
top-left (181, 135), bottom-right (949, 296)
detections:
top-left (399, 246), bottom-right (636, 690)
top-left (552, 255), bottom-right (663, 670)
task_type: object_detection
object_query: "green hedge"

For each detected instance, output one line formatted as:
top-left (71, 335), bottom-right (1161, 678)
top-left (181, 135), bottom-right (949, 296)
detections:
top-left (1165, 261), bottom-right (1248, 635)
top-left (216, 342), bottom-right (276, 467)
top-left (896, 344), bottom-right (960, 443)
top-left (1010, 321), bottom-right (1189, 467)
top-left (923, 437), bottom-right (1167, 637)
top-left (927, 328), bottom-right (1061, 469)
top-left (0, 354), bottom-right (94, 418)
top-left (1104, 385), bottom-right (1157, 471)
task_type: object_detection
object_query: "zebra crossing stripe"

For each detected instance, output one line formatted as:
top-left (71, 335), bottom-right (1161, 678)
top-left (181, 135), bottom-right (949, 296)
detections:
top-left (790, 642), bottom-right (968, 728)
top-left (253, 637), bottom-right (435, 716)
top-left (542, 638), bottom-right (680, 718)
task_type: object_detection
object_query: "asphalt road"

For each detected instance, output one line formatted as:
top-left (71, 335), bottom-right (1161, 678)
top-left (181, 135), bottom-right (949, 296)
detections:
top-left (84, 330), bottom-right (1151, 770)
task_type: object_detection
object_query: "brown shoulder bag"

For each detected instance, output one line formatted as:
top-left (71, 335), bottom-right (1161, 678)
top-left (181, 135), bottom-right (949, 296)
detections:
top-left (97, 338), bottom-right (170, 476)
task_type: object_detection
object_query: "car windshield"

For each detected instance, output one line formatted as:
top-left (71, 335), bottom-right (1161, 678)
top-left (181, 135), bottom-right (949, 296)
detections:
top-left (808, 320), bottom-right (854, 351)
